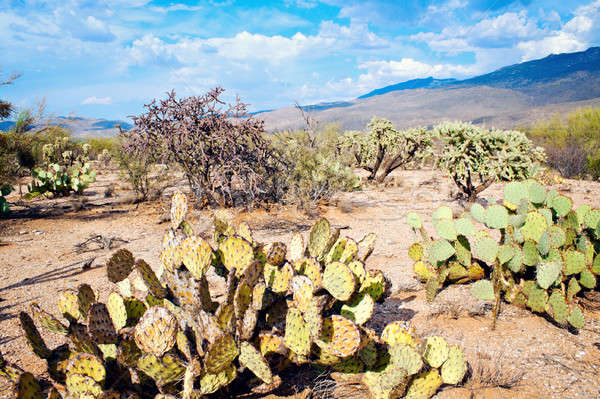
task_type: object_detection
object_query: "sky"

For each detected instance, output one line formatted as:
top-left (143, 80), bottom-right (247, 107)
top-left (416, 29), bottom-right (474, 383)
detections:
top-left (1, 0), bottom-right (599, 121)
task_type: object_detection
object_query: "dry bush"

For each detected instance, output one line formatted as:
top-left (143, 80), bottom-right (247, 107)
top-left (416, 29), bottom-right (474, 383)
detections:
top-left (463, 350), bottom-right (525, 390)
top-left (545, 135), bottom-right (592, 179)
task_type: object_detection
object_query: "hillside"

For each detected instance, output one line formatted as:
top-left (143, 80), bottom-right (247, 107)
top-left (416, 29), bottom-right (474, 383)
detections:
top-left (259, 46), bottom-right (600, 131)
top-left (0, 116), bottom-right (131, 137)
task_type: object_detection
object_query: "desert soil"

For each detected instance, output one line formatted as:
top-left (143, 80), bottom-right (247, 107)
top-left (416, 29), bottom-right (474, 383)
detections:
top-left (1, 167), bottom-right (599, 399)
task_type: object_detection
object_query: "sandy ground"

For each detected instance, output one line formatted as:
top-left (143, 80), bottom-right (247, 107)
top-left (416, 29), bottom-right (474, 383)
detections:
top-left (1, 167), bottom-right (599, 399)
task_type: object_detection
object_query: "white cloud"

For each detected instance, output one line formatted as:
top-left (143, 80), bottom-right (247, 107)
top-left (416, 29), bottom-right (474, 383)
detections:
top-left (149, 4), bottom-right (203, 14)
top-left (82, 96), bottom-right (112, 105)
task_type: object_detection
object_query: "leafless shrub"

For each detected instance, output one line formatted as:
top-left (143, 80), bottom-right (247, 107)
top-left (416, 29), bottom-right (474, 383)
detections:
top-left (463, 350), bottom-right (525, 390)
top-left (545, 135), bottom-right (593, 178)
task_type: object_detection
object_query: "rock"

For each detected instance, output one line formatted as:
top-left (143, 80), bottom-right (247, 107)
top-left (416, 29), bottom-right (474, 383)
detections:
top-left (431, 285), bottom-right (492, 317)
top-left (434, 387), bottom-right (473, 399)
top-left (390, 276), bottom-right (422, 293)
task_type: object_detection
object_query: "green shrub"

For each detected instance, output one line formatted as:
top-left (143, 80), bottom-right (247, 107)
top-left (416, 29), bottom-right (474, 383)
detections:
top-left (272, 124), bottom-right (360, 209)
top-left (435, 122), bottom-right (545, 201)
top-left (342, 117), bottom-right (434, 182)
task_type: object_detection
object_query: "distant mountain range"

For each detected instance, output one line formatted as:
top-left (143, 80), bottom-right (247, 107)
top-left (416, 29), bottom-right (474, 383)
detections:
top-left (259, 46), bottom-right (600, 131)
top-left (0, 116), bottom-right (131, 137)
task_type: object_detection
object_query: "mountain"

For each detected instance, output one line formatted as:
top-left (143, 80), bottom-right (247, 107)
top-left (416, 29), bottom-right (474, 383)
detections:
top-left (0, 116), bottom-right (132, 137)
top-left (259, 46), bottom-right (600, 131)
top-left (358, 77), bottom-right (457, 99)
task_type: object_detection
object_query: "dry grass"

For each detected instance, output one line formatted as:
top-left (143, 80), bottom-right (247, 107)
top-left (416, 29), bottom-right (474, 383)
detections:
top-left (463, 350), bottom-right (525, 390)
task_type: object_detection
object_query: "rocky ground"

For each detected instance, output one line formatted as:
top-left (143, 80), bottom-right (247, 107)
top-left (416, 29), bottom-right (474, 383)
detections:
top-left (1, 167), bottom-right (599, 399)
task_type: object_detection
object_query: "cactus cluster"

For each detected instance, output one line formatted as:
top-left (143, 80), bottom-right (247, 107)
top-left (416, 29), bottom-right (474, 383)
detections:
top-left (28, 138), bottom-right (96, 197)
top-left (2, 191), bottom-right (467, 399)
top-left (408, 179), bottom-right (594, 330)
top-left (434, 122), bottom-right (546, 201)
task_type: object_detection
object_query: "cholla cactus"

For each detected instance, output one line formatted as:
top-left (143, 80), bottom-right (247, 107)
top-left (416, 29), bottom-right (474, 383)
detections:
top-left (408, 180), bottom-right (590, 331)
top-left (3, 192), bottom-right (467, 399)
top-left (342, 118), bottom-right (434, 183)
top-left (435, 122), bottom-right (546, 201)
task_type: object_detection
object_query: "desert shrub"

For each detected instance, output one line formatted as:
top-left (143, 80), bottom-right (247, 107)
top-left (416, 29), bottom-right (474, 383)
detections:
top-left (0, 191), bottom-right (469, 398)
top-left (83, 136), bottom-right (118, 161)
top-left (124, 87), bottom-right (282, 207)
top-left (341, 117), bottom-right (434, 182)
top-left (271, 125), bottom-right (360, 209)
top-left (528, 107), bottom-right (600, 179)
top-left (435, 122), bottom-right (545, 201)
top-left (408, 180), bottom-right (593, 332)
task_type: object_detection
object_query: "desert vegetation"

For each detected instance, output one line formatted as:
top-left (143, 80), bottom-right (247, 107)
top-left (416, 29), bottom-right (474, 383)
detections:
top-left (2, 88), bottom-right (600, 399)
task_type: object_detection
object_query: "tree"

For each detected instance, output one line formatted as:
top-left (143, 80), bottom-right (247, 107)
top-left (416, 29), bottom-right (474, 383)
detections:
top-left (342, 117), bottom-right (434, 182)
top-left (125, 87), bottom-right (282, 207)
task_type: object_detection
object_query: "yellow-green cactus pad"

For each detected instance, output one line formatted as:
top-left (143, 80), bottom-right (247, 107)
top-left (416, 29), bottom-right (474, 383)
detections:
top-left (441, 346), bottom-right (467, 385)
top-left (296, 258), bottom-right (323, 289)
top-left (220, 236), bottom-right (254, 277)
top-left (284, 307), bottom-right (311, 356)
top-left (325, 237), bottom-right (347, 264)
top-left (265, 242), bottom-right (287, 266)
top-left (422, 336), bottom-right (449, 368)
top-left (137, 353), bottom-right (186, 387)
top-left (87, 303), bottom-right (118, 344)
top-left (77, 284), bottom-right (96, 319)
top-left (521, 211), bottom-right (548, 243)
top-left (340, 292), bottom-right (374, 325)
top-left (106, 293), bottom-right (127, 330)
top-left (124, 298), bottom-right (147, 325)
top-left (408, 243), bottom-right (423, 261)
top-left (65, 374), bottom-right (103, 398)
top-left (290, 275), bottom-right (315, 313)
top-left (319, 315), bottom-right (361, 358)
top-left (340, 238), bottom-right (358, 264)
top-left (236, 221), bottom-right (253, 243)
top-left (381, 321), bottom-right (419, 348)
top-left (288, 233), bottom-right (305, 263)
top-left (323, 261), bottom-right (356, 301)
top-left (134, 306), bottom-right (178, 357)
top-left (390, 343), bottom-right (423, 376)
top-left (66, 353), bottom-right (106, 383)
top-left (360, 270), bottom-right (386, 301)
top-left (180, 236), bottom-right (213, 280)
top-left (404, 369), bottom-right (443, 399)
top-left (265, 263), bottom-right (294, 294)
top-left (30, 303), bottom-right (68, 336)
top-left (259, 332), bottom-right (287, 356)
top-left (14, 373), bottom-right (44, 399)
top-left (333, 355), bottom-right (364, 374)
top-left (239, 342), bottom-right (273, 384)
top-left (347, 260), bottom-right (367, 285)
top-left (204, 334), bottom-right (239, 374)
top-left (106, 249), bottom-right (135, 283)
top-left (308, 218), bottom-right (331, 258)
top-left (199, 364), bottom-right (236, 395)
top-left (135, 259), bottom-right (167, 299)
top-left (170, 190), bottom-right (188, 230)
top-left (413, 261), bottom-right (434, 281)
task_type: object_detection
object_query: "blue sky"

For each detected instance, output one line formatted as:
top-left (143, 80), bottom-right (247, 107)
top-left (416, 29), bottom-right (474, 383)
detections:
top-left (1, 0), bottom-right (599, 121)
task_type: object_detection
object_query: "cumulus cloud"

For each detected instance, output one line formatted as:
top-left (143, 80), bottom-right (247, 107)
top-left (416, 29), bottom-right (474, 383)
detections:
top-left (82, 96), bottom-right (112, 105)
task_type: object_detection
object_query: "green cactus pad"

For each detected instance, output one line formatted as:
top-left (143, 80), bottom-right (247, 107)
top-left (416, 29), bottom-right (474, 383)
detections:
top-left (453, 236), bottom-right (471, 267)
top-left (548, 226), bottom-right (566, 248)
top-left (19, 312), bottom-right (51, 359)
top-left (455, 217), bottom-right (475, 236)
top-left (200, 364), bottom-right (237, 395)
top-left (404, 369), bottom-right (443, 399)
top-left (470, 203), bottom-right (486, 223)
top-left (503, 181), bottom-right (527, 210)
top-left (485, 204), bottom-right (509, 229)
top-left (433, 206), bottom-right (453, 223)
top-left (14, 373), bottom-right (44, 399)
top-left (527, 286), bottom-right (548, 313)
top-left (76, 284), bottom-right (96, 320)
top-left (340, 292), bottom-right (374, 325)
top-left (564, 250), bottom-right (586, 275)
top-left (332, 355), bottom-right (364, 374)
top-left (428, 239), bottom-right (455, 264)
top-left (106, 249), bottom-right (135, 283)
top-left (528, 181), bottom-right (546, 204)
top-left (470, 280), bottom-right (495, 301)
top-left (288, 233), bottom-right (305, 262)
top-left (584, 209), bottom-right (600, 230)
top-left (170, 190), bottom-right (187, 230)
top-left (318, 315), bottom-right (361, 358)
top-left (325, 237), bottom-right (347, 264)
top-left (406, 212), bottom-right (422, 229)
top-left (134, 306), bottom-right (178, 357)
top-left (551, 195), bottom-right (572, 218)
top-left (448, 262), bottom-right (468, 281)
top-left (323, 261), bottom-right (356, 301)
top-left (284, 307), bottom-right (311, 356)
top-left (308, 218), bottom-right (331, 258)
top-left (137, 353), bottom-right (186, 387)
top-left (422, 336), bottom-right (449, 368)
top-left (346, 260), bottom-right (367, 285)
top-left (579, 268), bottom-right (596, 289)
top-left (434, 219), bottom-right (457, 241)
top-left (521, 212), bottom-right (548, 243)
top-left (441, 346), bottom-right (467, 385)
top-left (537, 231), bottom-right (550, 256)
top-left (180, 236), bottom-right (213, 280)
top-left (358, 340), bottom-right (378, 368)
top-left (66, 353), bottom-right (105, 383)
top-left (546, 291), bottom-right (569, 325)
top-left (65, 373), bottom-right (103, 397)
top-left (360, 270), bottom-right (386, 301)
top-left (239, 342), bottom-right (273, 384)
top-left (567, 277), bottom-right (581, 301)
top-left (135, 259), bottom-right (167, 299)
top-left (30, 303), bottom-right (68, 336)
top-left (340, 238), bottom-right (358, 264)
top-left (204, 334), bottom-right (239, 373)
top-left (522, 240), bottom-right (539, 266)
top-left (536, 261), bottom-right (561, 289)
top-left (220, 236), bottom-right (254, 277)
top-left (124, 298), bottom-right (147, 325)
top-left (472, 236), bottom-right (498, 264)
top-left (87, 302), bottom-right (118, 344)
top-left (497, 244), bottom-right (516, 265)
top-left (567, 306), bottom-right (585, 329)
top-left (357, 232), bottom-right (377, 262)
